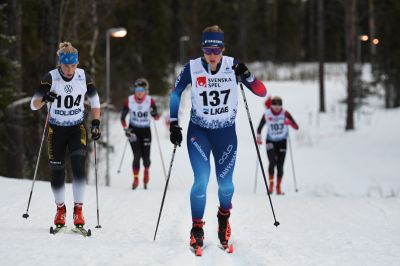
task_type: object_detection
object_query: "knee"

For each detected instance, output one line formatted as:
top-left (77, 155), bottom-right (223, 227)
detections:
top-left (50, 162), bottom-right (65, 188)
top-left (218, 181), bottom-right (234, 197)
top-left (70, 150), bottom-right (86, 179)
top-left (143, 158), bottom-right (151, 168)
top-left (191, 177), bottom-right (209, 196)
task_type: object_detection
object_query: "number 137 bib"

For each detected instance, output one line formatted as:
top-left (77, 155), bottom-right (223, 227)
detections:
top-left (189, 56), bottom-right (238, 129)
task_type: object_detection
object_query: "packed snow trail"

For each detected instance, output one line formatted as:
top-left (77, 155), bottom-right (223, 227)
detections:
top-left (1, 79), bottom-right (400, 265)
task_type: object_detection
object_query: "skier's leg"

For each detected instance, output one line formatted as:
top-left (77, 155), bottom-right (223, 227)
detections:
top-left (211, 125), bottom-right (237, 246)
top-left (142, 129), bottom-right (151, 187)
top-left (48, 125), bottom-right (67, 205)
top-left (130, 133), bottom-right (141, 188)
top-left (187, 122), bottom-right (212, 220)
top-left (266, 140), bottom-right (276, 193)
top-left (276, 140), bottom-right (287, 195)
top-left (68, 124), bottom-right (88, 225)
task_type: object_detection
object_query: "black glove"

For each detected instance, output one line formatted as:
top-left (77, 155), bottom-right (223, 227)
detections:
top-left (91, 119), bottom-right (101, 141)
top-left (150, 109), bottom-right (158, 117)
top-left (232, 63), bottom-right (251, 78)
top-left (169, 121), bottom-right (182, 146)
top-left (42, 91), bottom-right (57, 103)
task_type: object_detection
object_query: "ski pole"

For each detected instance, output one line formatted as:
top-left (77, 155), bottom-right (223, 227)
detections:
top-left (153, 120), bottom-right (167, 181)
top-left (288, 134), bottom-right (299, 192)
top-left (94, 140), bottom-right (102, 228)
top-left (117, 139), bottom-right (129, 173)
top-left (153, 144), bottom-right (178, 241)
top-left (253, 146), bottom-right (259, 194)
top-left (239, 83), bottom-right (280, 227)
top-left (22, 104), bottom-right (51, 219)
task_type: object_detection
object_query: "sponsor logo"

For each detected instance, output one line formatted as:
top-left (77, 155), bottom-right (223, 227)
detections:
top-left (54, 108), bottom-right (81, 116)
top-left (196, 76), bottom-right (207, 88)
top-left (207, 77), bottom-right (232, 88)
top-left (190, 136), bottom-right (208, 161)
top-left (219, 150), bottom-right (237, 178)
top-left (64, 85), bottom-right (73, 94)
top-left (218, 144), bottom-right (234, 165)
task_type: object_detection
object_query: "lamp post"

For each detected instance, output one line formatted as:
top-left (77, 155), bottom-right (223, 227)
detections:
top-left (179, 35), bottom-right (190, 64)
top-left (105, 27), bottom-right (127, 186)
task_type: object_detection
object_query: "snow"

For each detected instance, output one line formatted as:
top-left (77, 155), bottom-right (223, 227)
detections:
top-left (1, 75), bottom-right (400, 265)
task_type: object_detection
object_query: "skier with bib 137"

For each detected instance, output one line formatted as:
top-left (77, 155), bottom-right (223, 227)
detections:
top-left (30, 42), bottom-right (101, 232)
top-left (256, 96), bottom-right (299, 195)
top-left (169, 25), bottom-right (267, 254)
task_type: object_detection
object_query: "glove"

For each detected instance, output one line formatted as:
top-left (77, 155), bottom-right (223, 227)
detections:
top-left (256, 134), bottom-right (263, 145)
top-left (125, 128), bottom-right (137, 142)
top-left (151, 110), bottom-right (160, 120)
top-left (265, 96), bottom-right (272, 109)
top-left (42, 91), bottom-right (57, 103)
top-left (91, 119), bottom-right (101, 140)
top-left (232, 63), bottom-right (250, 78)
top-left (284, 118), bottom-right (293, 126)
top-left (169, 121), bottom-right (182, 146)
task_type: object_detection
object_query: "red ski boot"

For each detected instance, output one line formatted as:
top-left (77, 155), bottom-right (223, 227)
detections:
top-left (190, 220), bottom-right (205, 255)
top-left (54, 203), bottom-right (66, 226)
top-left (268, 175), bottom-right (274, 194)
top-left (217, 207), bottom-right (234, 253)
top-left (73, 203), bottom-right (85, 226)
top-left (276, 177), bottom-right (285, 195)
top-left (132, 168), bottom-right (139, 190)
top-left (143, 168), bottom-right (149, 190)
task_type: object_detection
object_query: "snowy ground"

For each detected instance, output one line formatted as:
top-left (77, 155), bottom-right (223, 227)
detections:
top-left (1, 77), bottom-right (400, 266)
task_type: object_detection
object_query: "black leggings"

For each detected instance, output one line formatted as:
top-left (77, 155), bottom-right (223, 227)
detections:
top-left (129, 126), bottom-right (151, 170)
top-left (47, 123), bottom-right (88, 189)
top-left (266, 139), bottom-right (287, 178)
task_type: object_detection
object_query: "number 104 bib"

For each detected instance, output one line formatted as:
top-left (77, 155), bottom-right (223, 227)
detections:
top-left (189, 56), bottom-right (238, 129)
top-left (49, 68), bottom-right (87, 126)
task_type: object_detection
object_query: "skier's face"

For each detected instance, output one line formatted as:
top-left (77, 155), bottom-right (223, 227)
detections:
top-left (60, 63), bottom-right (77, 78)
top-left (135, 91), bottom-right (146, 99)
top-left (203, 47), bottom-right (224, 71)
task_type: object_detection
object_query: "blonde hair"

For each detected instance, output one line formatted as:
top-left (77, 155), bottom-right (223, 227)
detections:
top-left (203, 25), bottom-right (224, 33)
top-left (56, 41), bottom-right (78, 56)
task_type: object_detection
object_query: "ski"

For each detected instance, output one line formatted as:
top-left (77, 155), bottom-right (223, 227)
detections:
top-left (71, 225), bottom-right (92, 237)
top-left (219, 243), bottom-right (234, 254)
top-left (49, 225), bottom-right (67, 235)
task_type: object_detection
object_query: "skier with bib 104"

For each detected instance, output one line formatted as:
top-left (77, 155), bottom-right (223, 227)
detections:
top-left (120, 78), bottom-right (160, 190)
top-left (169, 25), bottom-right (267, 254)
top-left (256, 96), bottom-right (299, 195)
top-left (30, 42), bottom-right (101, 233)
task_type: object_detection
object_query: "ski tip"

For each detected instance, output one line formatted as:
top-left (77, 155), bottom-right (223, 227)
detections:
top-left (195, 246), bottom-right (202, 256)
top-left (49, 226), bottom-right (54, 234)
top-left (87, 229), bottom-right (92, 237)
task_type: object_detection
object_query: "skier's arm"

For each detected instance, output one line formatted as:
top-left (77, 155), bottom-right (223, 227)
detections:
top-left (285, 111), bottom-right (299, 130)
top-left (170, 63), bottom-right (191, 122)
top-left (150, 97), bottom-right (160, 119)
top-left (233, 59), bottom-right (266, 97)
top-left (257, 115), bottom-right (266, 135)
top-left (85, 71), bottom-right (101, 120)
top-left (30, 73), bottom-right (52, 110)
top-left (120, 98), bottom-right (129, 129)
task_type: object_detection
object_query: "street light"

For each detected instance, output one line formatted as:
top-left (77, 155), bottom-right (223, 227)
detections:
top-left (105, 27), bottom-right (127, 186)
top-left (179, 35), bottom-right (190, 64)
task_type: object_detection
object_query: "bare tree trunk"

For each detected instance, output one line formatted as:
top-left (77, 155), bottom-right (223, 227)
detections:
top-left (6, 0), bottom-right (23, 178)
top-left (368, 0), bottom-right (376, 58)
top-left (89, 0), bottom-right (99, 77)
top-left (345, 0), bottom-right (356, 130)
top-left (318, 0), bottom-right (325, 112)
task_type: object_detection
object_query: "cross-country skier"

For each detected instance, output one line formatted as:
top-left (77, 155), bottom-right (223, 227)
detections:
top-left (169, 25), bottom-right (267, 253)
top-left (30, 42), bottom-right (101, 228)
top-left (120, 78), bottom-right (159, 190)
top-left (256, 96), bottom-right (299, 195)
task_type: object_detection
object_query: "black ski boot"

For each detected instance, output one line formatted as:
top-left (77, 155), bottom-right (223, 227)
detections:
top-left (189, 220), bottom-right (204, 249)
top-left (217, 207), bottom-right (231, 246)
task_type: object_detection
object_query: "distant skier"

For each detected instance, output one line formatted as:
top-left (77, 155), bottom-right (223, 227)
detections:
top-left (30, 42), bottom-right (101, 228)
top-left (169, 25), bottom-right (267, 253)
top-left (257, 96), bottom-right (299, 195)
top-left (120, 78), bottom-right (159, 190)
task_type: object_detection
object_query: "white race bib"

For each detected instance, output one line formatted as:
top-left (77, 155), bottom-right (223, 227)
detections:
top-left (128, 95), bottom-right (152, 128)
top-left (265, 109), bottom-right (288, 141)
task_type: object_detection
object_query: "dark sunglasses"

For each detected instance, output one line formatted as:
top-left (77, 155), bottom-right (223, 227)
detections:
top-left (271, 99), bottom-right (282, 106)
top-left (203, 47), bottom-right (223, 55)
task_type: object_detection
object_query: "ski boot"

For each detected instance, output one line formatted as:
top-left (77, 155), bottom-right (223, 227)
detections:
top-left (276, 177), bottom-right (285, 195)
top-left (190, 220), bottom-right (204, 256)
top-left (143, 168), bottom-right (149, 190)
top-left (268, 175), bottom-right (274, 194)
top-left (217, 207), bottom-right (234, 253)
top-left (73, 203), bottom-right (85, 226)
top-left (132, 177), bottom-right (139, 190)
top-left (54, 203), bottom-right (66, 226)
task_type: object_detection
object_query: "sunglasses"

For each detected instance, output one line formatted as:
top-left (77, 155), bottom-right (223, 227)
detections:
top-left (134, 81), bottom-right (146, 87)
top-left (203, 47), bottom-right (223, 55)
